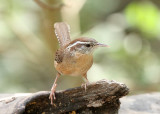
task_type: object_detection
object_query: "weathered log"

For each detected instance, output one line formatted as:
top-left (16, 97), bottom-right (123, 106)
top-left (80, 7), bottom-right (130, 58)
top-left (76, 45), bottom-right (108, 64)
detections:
top-left (0, 79), bottom-right (129, 114)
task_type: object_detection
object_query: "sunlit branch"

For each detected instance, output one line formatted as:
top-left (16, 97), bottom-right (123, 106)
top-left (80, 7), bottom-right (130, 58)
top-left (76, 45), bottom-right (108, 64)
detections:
top-left (34, 0), bottom-right (63, 11)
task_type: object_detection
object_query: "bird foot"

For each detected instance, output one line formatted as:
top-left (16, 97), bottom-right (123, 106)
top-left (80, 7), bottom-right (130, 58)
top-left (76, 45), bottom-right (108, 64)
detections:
top-left (81, 82), bottom-right (89, 92)
top-left (49, 84), bottom-right (57, 105)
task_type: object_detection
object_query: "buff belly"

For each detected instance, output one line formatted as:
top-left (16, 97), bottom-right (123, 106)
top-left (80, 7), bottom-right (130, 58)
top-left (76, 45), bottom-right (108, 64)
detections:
top-left (54, 54), bottom-right (93, 76)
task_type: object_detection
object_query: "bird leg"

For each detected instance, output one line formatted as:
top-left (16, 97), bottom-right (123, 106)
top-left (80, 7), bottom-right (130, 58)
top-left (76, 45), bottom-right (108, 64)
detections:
top-left (81, 73), bottom-right (89, 91)
top-left (49, 72), bottom-right (60, 105)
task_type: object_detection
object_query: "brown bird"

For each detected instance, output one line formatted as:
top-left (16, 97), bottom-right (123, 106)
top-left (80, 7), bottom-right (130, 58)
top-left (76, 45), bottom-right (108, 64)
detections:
top-left (49, 22), bottom-right (108, 104)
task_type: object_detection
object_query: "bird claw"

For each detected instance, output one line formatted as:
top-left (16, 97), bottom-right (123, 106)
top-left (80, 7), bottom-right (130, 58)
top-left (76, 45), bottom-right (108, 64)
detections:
top-left (49, 92), bottom-right (55, 105)
top-left (81, 82), bottom-right (89, 92)
top-left (49, 84), bottom-right (57, 105)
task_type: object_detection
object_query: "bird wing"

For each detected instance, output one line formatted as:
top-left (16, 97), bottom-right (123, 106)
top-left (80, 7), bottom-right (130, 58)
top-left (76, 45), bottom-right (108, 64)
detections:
top-left (55, 49), bottom-right (64, 63)
top-left (54, 22), bottom-right (71, 48)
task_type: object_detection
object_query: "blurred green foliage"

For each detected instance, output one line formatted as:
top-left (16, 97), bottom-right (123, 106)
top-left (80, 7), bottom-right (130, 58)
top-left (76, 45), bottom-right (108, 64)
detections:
top-left (125, 1), bottom-right (160, 37)
top-left (0, 0), bottom-right (160, 94)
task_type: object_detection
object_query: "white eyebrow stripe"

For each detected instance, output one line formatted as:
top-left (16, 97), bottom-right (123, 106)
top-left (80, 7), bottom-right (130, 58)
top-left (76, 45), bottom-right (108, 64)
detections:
top-left (67, 41), bottom-right (89, 49)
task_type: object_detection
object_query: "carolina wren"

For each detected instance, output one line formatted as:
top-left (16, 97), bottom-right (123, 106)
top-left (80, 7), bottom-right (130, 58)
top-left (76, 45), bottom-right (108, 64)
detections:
top-left (49, 22), bottom-right (108, 104)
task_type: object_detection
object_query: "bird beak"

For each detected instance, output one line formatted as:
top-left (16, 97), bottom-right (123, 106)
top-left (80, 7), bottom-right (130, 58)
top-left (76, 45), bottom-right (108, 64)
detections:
top-left (96, 43), bottom-right (109, 47)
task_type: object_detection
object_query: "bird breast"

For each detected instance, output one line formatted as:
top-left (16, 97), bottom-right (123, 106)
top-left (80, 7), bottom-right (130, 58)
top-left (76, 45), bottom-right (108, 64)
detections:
top-left (54, 52), bottom-right (93, 76)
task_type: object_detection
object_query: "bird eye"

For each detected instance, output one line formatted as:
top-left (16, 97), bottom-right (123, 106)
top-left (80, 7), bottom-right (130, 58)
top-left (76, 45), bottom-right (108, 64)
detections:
top-left (85, 44), bottom-right (90, 47)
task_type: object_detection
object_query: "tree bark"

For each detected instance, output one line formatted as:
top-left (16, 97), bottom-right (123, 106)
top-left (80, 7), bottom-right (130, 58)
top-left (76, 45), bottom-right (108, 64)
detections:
top-left (0, 79), bottom-right (129, 114)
